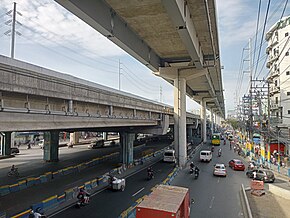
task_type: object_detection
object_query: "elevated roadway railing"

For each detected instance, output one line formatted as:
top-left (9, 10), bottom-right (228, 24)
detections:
top-left (0, 55), bottom-right (199, 132)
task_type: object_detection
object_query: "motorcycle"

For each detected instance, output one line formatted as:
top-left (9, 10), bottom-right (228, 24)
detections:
top-left (218, 150), bottom-right (221, 157)
top-left (76, 195), bottom-right (90, 208)
top-left (7, 169), bottom-right (19, 177)
top-left (211, 146), bottom-right (214, 152)
top-left (189, 167), bottom-right (194, 175)
top-left (194, 170), bottom-right (199, 179)
top-left (147, 171), bottom-right (154, 180)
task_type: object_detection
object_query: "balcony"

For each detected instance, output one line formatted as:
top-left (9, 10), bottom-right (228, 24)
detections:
top-left (270, 103), bottom-right (280, 110)
top-left (268, 54), bottom-right (279, 64)
top-left (270, 86), bottom-right (280, 94)
top-left (270, 117), bottom-right (283, 125)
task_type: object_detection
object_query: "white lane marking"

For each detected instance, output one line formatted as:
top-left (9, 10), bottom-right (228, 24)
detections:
top-left (217, 178), bottom-right (220, 183)
top-left (132, 187), bottom-right (145, 197)
top-left (209, 196), bottom-right (215, 209)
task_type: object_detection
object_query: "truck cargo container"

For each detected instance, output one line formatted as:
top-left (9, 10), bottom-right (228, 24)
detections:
top-left (136, 185), bottom-right (190, 218)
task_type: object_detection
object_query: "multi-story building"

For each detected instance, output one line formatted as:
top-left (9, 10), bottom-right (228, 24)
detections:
top-left (266, 16), bottom-right (290, 129)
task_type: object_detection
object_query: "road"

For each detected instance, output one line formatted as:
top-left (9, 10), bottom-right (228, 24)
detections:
top-left (172, 141), bottom-right (251, 218)
top-left (51, 140), bottom-right (250, 218)
top-left (52, 161), bottom-right (176, 218)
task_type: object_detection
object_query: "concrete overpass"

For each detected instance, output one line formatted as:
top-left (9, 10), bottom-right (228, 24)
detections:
top-left (55, 0), bottom-right (225, 166)
top-left (0, 55), bottom-right (203, 164)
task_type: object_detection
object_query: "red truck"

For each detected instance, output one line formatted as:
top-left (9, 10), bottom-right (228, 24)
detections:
top-left (136, 185), bottom-right (190, 218)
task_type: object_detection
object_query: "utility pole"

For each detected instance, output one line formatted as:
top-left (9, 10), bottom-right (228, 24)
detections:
top-left (267, 81), bottom-right (271, 163)
top-left (11, 2), bottom-right (16, 59)
top-left (249, 38), bottom-right (253, 142)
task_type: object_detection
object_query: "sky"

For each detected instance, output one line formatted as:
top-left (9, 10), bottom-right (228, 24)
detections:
top-left (0, 0), bottom-right (289, 117)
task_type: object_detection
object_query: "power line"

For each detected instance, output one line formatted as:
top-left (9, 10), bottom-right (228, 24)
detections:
top-left (19, 29), bottom-right (118, 75)
top-left (121, 63), bottom-right (159, 91)
top-left (253, 0), bottom-right (271, 79)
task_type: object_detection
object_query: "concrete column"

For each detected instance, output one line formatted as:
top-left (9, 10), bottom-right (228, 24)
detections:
top-left (68, 100), bottom-right (73, 113)
top-left (43, 131), bottom-right (59, 162)
top-left (174, 76), bottom-right (187, 167)
top-left (103, 132), bottom-right (108, 140)
top-left (69, 132), bottom-right (80, 145)
top-left (201, 100), bottom-right (207, 143)
top-left (1, 132), bottom-right (11, 156)
top-left (211, 109), bottom-right (214, 134)
top-left (119, 132), bottom-right (135, 165)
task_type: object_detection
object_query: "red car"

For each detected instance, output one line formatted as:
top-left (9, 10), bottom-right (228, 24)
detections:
top-left (229, 159), bottom-right (245, 171)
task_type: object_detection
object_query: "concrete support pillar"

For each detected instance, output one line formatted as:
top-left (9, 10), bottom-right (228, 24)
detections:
top-left (1, 132), bottom-right (11, 156)
top-left (69, 132), bottom-right (80, 145)
top-left (68, 100), bottom-right (73, 113)
top-left (43, 131), bottom-right (59, 162)
top-left (119, 132), bottom-right (135, 165)
top-left (174, 76), bottom-right (187, 167)
top-left (103, 132), bottom-right (108, 140)
top-left (211, 109), bottom-right (214, 134)
top-left (201, 100), bottom-right (207, 143)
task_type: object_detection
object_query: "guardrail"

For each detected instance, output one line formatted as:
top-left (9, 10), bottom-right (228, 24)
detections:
top-left (8, 147), bottom-right (167, 218)
top-left (0, 152), bottom-right (119, 198)
top-left (240, 184), bottom-right (252, 218)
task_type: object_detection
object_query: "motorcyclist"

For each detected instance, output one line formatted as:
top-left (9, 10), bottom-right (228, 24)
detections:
top-left (194, 166), bottom-right (200, 177)
top-left (218, 148), bottom-right (222, 156)
top-left (190, 162), bottom-right (195, 174)
top-left (224, 139), bottom-right (226, 145)
top-left (77, 188), bottom-right (89, 204)
top-left (147, 167), bottom-right (154, 179)
top-left (211, 146), bottom-right (214, 152)
top-left (11, 165), bottom-right (17, 172)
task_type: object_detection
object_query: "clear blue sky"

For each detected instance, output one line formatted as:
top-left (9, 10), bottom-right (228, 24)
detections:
top-left (0, 0), bottom-right (289, 115)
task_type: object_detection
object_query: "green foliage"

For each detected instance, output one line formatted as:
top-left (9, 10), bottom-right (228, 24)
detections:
top-left (226, 118), bottom-right (239, 130)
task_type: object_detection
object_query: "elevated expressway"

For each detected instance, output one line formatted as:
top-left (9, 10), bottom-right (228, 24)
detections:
top-left (0, 55), bottom-right (199, 163)
top-left (55, 0), bottom-right (225, 166)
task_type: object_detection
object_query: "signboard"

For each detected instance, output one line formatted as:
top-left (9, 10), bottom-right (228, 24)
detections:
top-left (251, 180), bottom-right (264, 190)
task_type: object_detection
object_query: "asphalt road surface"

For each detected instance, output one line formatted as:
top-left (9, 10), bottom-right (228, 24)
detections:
top-left (172, 141), bottom-right (251, 218)
top-left (52, 161), bottom-right (176, 218)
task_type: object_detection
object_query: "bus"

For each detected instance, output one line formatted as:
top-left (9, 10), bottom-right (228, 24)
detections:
top-left (211, 133), bottom-right (221, 146)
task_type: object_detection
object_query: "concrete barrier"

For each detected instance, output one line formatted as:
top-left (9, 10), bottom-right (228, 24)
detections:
top-left (42, 195), bottom-right (58, 210)
top-left (240, 184), bottom-right (253, 218)
top-left (269, 184), bottom-right (290, 200)
top-left (57, 193), bottom-right (66, 204)
top-left (84, 181), bottom-right (92, 190)
top-left (0, 185), bottom-right (10, 196)
top-left (26, 178), bottom-right (36, 187)
top-left (65, 188), bottom-right (74, 201)
top-left (52, 171), bottom-right (60, 179)
top-left (31, 202), bottom-right (43, 212)
top-left (39, 174), bottom-right (48, 183)
top-left (90, 178), bottom-right (98, 189)
top-left (9, 183), bottom-right (20, 193)
top-left (10, 209), bottom-right (31, 218)
top-left (18, 180), bottom-right (27, 190)
top-left (45, 172), bottom-right (53, 181)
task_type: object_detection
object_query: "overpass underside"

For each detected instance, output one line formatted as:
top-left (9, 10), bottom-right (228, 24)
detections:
top-left (56, 0), bottom-right (225, 167)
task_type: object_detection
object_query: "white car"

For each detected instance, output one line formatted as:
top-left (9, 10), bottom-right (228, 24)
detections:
top-left (213, 164), bottom-right (227, 177)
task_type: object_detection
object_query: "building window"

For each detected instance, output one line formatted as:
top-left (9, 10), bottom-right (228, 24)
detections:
top-left (275, 80), bottom-right (278, 86)
top-left (287, 92), bottom-right (290, 96)
top-left (286, 51), bottom-right (289, 56)
top-left (276, 97), bottom-right (278, 104)
top-left (286, 32), bottom-right (289, 37)
top-left (286, 71), bottom-right (290, 75)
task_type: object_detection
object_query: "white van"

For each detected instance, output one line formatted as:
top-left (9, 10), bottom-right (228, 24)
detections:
top-left (163, 149), bottom-right (176, 163)
top-left (200, 150), bottom-right (212, 162)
